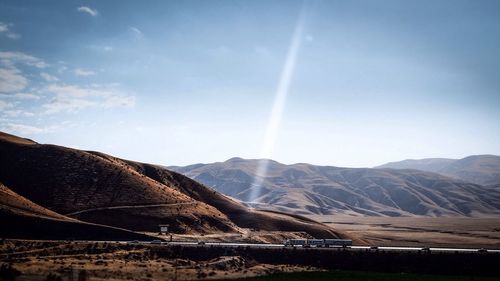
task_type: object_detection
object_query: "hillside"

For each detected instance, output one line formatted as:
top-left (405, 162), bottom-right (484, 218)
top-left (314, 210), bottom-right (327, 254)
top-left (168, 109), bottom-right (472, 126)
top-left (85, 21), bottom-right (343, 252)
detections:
top-left (171, 158), bottom-right (500, 217)
top-left (377, 155), bottom-right (500, 186)
top-left (0, 131), bottom-right (342, 240)
top-left (0, 182), bottom-right (153, 240)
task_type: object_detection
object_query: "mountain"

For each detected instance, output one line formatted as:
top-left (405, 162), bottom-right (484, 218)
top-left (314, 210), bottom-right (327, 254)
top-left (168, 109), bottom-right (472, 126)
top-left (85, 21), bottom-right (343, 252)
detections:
top-left (171, 158), bottom-right (500, 217)
top-left (0, 132), bottom-right (342, 240)
top-left (377, 155), bottom-right (500, 186)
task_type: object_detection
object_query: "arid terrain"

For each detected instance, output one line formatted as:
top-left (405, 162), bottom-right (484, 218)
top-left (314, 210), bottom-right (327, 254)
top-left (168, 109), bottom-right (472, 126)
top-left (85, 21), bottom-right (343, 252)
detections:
top-left (310, 216), bottom-right (500, 249)
top-left (0, 131), bottom-right (348, 242)
top-left (2, 239), bottom-right (500, 281)
top-left (0, 240), bottom-right (317, 281)
top-left (171, 157), bottom-right (500, 217)
top-left (2, 131), bottom-right (500, 281)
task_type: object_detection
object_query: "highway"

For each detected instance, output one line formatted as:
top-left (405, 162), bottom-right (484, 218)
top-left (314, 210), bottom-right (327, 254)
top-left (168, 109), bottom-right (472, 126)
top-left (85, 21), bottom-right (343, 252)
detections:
top-left (137, 241), bottom-right (500, 253)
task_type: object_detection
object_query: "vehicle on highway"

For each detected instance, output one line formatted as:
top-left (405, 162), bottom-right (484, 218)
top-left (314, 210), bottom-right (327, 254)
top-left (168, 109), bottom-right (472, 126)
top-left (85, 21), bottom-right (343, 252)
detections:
top-left (370, 246), bottom-right (378, 250)
top-left (421, 247), bottom-right (431, 252)
top-left (150, 240), bottom-right (162, 244)
top-left (284, 239), bottom-right (308, 247)
top-left (127, 240), bottom-right (139, 244)
top-left (284, 239), bottom-right (352, 248)
top-left (478, 248), bottom-right (488, 253)
top-left (197, 241), bottom-right (206, 245)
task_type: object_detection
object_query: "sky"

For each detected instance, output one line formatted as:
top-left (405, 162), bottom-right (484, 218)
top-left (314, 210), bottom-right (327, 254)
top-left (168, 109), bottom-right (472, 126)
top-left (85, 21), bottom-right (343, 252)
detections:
top-left (1, 0), bottom-right (500, 168)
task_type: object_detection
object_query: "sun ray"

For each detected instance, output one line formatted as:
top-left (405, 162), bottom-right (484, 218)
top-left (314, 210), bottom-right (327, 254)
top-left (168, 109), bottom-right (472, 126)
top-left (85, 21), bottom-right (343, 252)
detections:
top-left (248, 4), bottom-right (308, 204)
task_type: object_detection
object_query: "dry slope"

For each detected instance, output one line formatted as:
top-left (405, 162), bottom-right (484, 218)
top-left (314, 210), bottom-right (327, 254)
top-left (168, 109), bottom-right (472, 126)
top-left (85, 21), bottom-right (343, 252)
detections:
top-left (0, 131), bottom-right (343, 240)
top-left (171, 157), bottom-right (500, 217)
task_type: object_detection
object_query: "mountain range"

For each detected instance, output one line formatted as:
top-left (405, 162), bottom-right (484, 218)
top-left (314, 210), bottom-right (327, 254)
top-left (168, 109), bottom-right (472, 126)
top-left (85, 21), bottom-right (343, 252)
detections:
top-left (171, 157), bottom-right (500, 217)
top-left (0, 131), bottom-right (343, 241)
top-left (377, 155), bottom-right (500, 187)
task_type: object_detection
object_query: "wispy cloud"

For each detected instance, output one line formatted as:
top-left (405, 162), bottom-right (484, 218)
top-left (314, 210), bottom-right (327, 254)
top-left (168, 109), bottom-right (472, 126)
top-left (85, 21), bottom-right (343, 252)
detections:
top-left (74, 68), bottom-right (96, 76)
top-left (129, 27), bottom-right (143, 39)
top-left (0, 67), bottom-right (28, 93)
top-left (0, 51), bottom-right (48, 68)
top-left (2, 110), bottom-right (35, 117)
top-left (0, 51), bottom-right (48, 94)
top-left (0, 22), bottom-right (21, 40)
top-left (40, 72), bottom-right (59, 82)
top-left (1, 123), bottom-right (46, 135)
top-left (77, 6), bottom-right (98, 17)
top-left (6, 33), bottom-right (21, 39)
top-left (43, 84), bottom-right (135, 114)
top-left (13, 93), bottom-right (40, 100)
top-left (0, 22), bottom-right (7, 33)
top-left (0, 100), bottom-right (13, 110)
top-left (89, 45), bottom-right (113, 52)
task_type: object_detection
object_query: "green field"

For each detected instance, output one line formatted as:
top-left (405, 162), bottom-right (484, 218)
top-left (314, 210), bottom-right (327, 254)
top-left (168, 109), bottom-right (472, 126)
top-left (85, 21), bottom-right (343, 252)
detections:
top-left (221, 271), bottom-right (500, 281)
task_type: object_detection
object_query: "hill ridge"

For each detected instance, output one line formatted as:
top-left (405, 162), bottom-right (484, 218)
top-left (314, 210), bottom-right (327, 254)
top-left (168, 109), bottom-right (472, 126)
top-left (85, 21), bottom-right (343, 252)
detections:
top-left (171, 157), bottom-right (500, 217)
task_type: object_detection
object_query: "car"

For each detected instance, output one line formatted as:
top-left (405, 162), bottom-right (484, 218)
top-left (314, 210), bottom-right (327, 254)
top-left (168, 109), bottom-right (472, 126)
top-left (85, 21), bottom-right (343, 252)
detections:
top-left (478, 248), bottom-right (488, 253)
top-left (150, 240), bottom-right (162, 244)
top-left (421, 247), bottom-right (431, 252)
top-left (197, 241), bottom-right (206, 245)
top-left (370, 246), bottom-right (378, 250)
top-left (127, 240), bottom-right (139, 244)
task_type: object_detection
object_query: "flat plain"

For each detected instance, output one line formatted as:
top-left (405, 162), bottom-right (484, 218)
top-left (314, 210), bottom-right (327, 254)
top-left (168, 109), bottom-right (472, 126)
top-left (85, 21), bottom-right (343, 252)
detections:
top-left (309, 216), bottom-right (500, 248)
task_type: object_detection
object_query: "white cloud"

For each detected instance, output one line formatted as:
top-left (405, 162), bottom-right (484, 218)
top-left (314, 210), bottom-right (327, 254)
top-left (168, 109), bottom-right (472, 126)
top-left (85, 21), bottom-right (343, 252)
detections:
top-left (102, 95), bottom-right (135, 108)
top-left (77, 6), bottom-right (98, 16)
top-left (0, 22), bottom-right (20, 39)
top-left (43, 84), bottom-right (135, 114)
top-left (13, 93), bottom-right (40, 100)
top-left (0, 22), bottom-right (7, 32)
top-left (74, 68), bottom-right (96, 76)
top-left (58, 65), bottom-right (68, 74)
top-left (7, 33), bottom-right (21, 39)
top-left (2, 110), bottom-right (34, 117)
top-left (0, 51), bottom-right (48, 68)
top-left (89, 45), bottom-right (113, 52)
top-left (0, 67), bottom-right (28, 93)
top-left (1, 123), bottom-right (45, 135)
top-left (129, 27), bottom-right (143, 39)
top-left (0, 100), bottom-right (13, 110)
top-left (40, 72), bottom-right (59, 82)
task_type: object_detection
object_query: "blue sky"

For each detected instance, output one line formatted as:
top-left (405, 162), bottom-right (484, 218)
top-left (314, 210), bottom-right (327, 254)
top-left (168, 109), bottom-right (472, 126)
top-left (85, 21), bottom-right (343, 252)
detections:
top-left (1, 0), bottom-right (499, 167)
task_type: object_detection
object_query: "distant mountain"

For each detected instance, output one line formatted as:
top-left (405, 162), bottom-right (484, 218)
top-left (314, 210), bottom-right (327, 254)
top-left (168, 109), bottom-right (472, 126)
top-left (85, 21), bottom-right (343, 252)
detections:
top-left (377, 155), bottom-right (500, 186)
top-left (171, 158), bottom-right (500, 217)
top-left (0, 132), bottom-right (342, 240)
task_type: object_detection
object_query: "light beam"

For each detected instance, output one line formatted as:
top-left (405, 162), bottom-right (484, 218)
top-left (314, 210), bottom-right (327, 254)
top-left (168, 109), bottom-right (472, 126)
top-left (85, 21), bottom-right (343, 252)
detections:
top-left (248, 4), bottom-right (307, 204)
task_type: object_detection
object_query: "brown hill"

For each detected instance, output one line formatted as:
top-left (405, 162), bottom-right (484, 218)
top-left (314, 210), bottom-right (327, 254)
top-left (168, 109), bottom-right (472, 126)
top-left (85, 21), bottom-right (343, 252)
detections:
top-left (170, 158), bottom-right (500, 217)
top-left (0, 131), bottom-right (342, 239)
top-left (0, 182), bottom-right (153, 240)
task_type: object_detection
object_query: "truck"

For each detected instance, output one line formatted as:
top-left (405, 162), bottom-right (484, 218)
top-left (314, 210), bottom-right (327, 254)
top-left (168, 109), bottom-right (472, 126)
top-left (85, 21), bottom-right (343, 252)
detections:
top-left (283, 239), bottom-right (352, 248)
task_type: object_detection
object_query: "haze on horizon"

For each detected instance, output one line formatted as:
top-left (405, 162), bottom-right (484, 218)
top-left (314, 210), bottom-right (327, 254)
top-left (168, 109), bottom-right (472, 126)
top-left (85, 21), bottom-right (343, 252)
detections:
top-left (1, 0), bottom-right (500, 168)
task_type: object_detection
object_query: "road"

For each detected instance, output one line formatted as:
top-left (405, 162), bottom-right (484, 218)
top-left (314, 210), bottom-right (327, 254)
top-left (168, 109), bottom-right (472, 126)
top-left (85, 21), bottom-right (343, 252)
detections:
top-left (125, 241), bottom-right (500, 253)
top-left (64, 201), bottom-right (197, 216)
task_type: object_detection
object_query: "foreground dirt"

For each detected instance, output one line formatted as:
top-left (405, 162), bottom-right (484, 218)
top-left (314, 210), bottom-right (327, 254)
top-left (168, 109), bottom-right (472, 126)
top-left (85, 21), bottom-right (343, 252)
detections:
top-left (309, 216), bottom-right (500, 248)
top-left (0, 240), bottom-right (316, 281)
